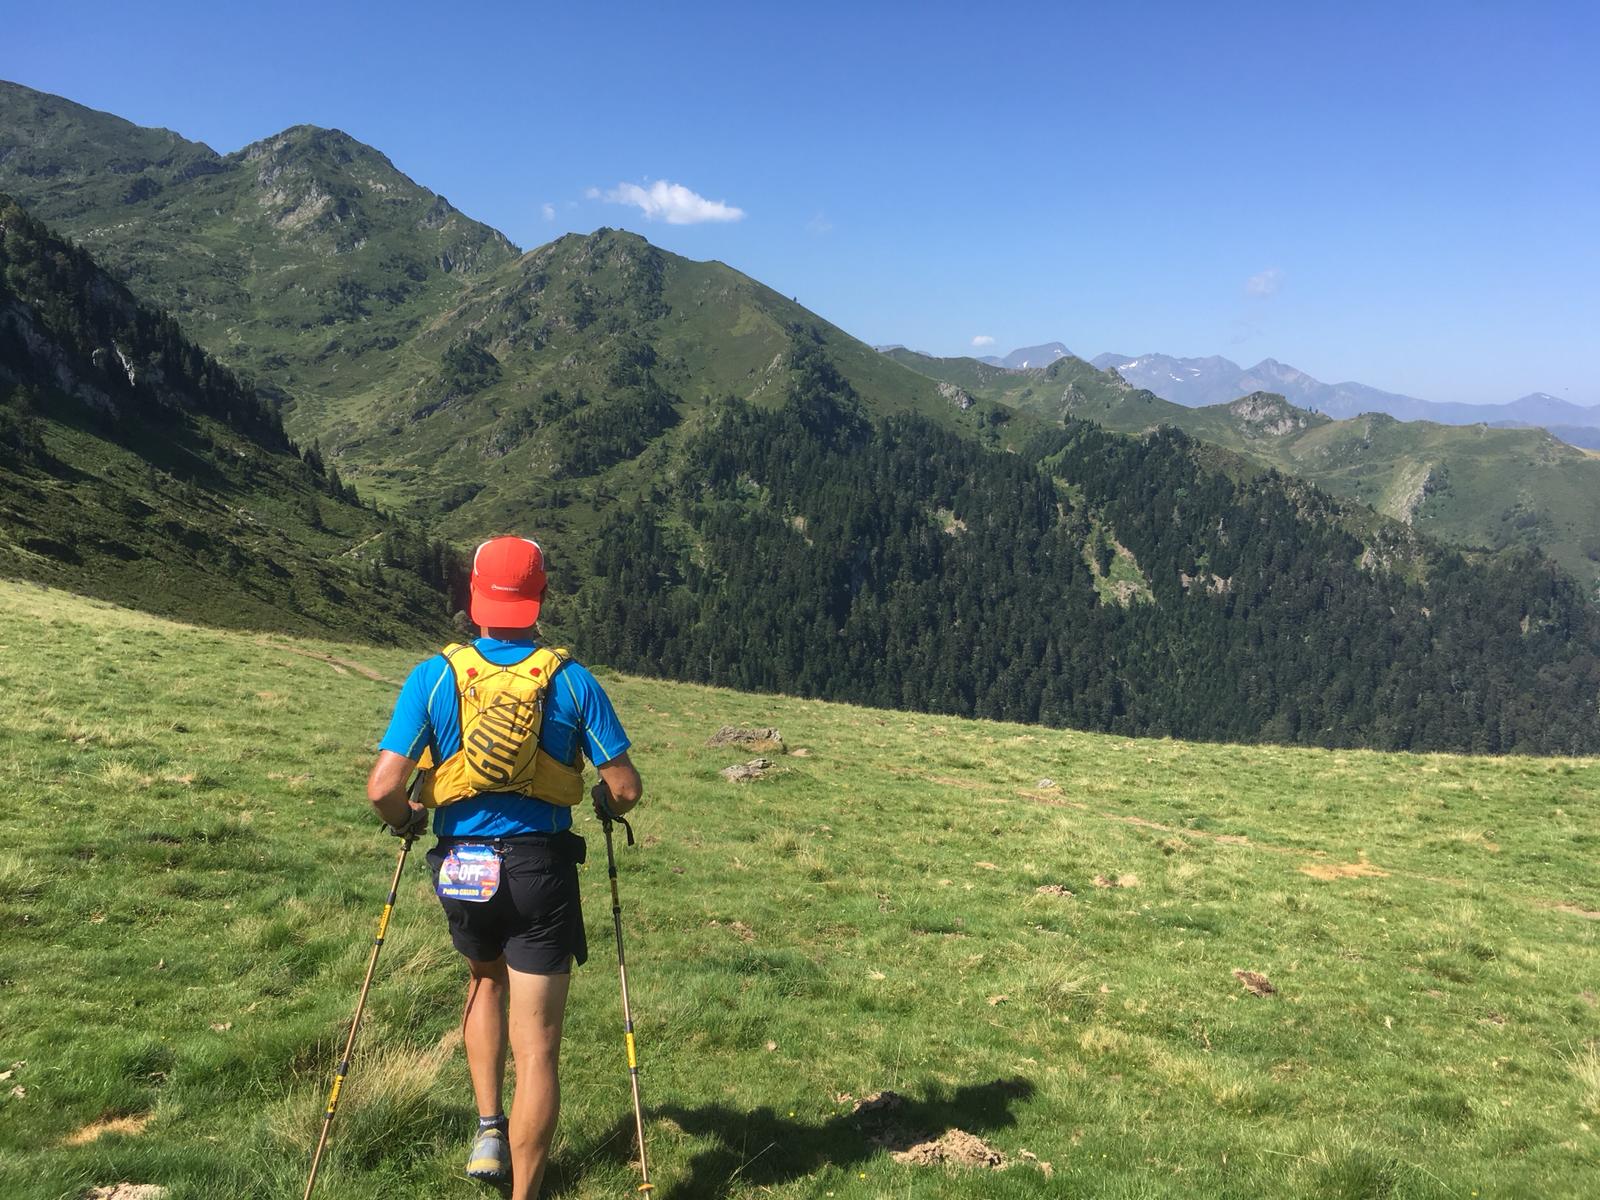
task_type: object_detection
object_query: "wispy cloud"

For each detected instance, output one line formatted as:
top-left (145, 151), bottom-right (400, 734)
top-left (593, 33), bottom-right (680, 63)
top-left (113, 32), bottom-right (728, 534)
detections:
top-left (806, 211), bottom-right (834, 237)
top-left (541, 202), bottom-right (556, 221)
top-left (1245, 267), bottom-right (1283, 296)
top-left (971, 334), bottom-right (996, 348)
top-left (592, 179), bottom-right (745, 225)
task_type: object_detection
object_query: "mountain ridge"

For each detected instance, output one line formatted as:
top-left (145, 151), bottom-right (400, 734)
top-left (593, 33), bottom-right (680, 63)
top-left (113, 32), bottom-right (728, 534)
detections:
top-left (1091, 349), bottom-right (1599, 430)
top-left (886, 346), bottom-right (1600, 588)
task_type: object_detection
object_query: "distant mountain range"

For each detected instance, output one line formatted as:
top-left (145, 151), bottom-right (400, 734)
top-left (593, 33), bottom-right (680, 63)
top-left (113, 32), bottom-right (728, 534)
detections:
top-left (1091, 352), bottom-right (1600, 434)
top-left (978, 341), bottom-right (1072, 370)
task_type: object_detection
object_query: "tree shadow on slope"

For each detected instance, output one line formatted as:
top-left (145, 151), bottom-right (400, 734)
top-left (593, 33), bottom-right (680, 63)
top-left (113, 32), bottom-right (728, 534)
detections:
top-left (552, 1076), bottom-right (1035, 1199)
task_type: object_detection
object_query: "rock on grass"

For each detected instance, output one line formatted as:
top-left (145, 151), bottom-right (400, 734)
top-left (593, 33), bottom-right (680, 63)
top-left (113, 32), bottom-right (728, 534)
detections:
top-left (720, 758), bottom-right (773, 782)
top-left (706, 726), bottom-right (784, 752)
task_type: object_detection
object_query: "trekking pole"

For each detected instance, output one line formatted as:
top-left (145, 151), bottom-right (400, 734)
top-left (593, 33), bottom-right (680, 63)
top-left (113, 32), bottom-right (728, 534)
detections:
top-left (602, 809), bottom-right (654, 1193)
top-left (302, 791), bottom-right (421, 1200)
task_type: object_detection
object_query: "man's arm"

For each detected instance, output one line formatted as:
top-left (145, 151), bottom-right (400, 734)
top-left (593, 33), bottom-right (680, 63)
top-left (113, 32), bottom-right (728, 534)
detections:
top-left (368, 749), bottom-right (426, 832)
top-left (592, 750), bottom-right (642, 819)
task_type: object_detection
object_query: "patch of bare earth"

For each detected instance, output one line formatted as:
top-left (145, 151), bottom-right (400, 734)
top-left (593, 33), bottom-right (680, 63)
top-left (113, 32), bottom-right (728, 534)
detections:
top-left (850, 1091), bottom-right (1006, 1170)
top-left (1092, 873), bottom-right (1139, 888)
top-left (1552, 903), bottom-right (1600, 920)
top-left (66, 1113), bottom-right (151, 1145)
top-left (891, 1129), bottom-right (1006, 1169)
top-left (1036, 884), bottom-right (1074, 897)
top-left (1233, 970), bottom-right (1277, 997)
top-left (1299, 860), bottom-right (1389, 881)
top-left (85, 1187), bottom-right (168, 1200)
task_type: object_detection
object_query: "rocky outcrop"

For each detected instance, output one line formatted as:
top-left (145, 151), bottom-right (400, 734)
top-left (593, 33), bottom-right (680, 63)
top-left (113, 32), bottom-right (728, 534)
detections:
top-left (1227, 392), bottom-right (1317, 438)
top-left (937, 381), bottom-right (974, 411)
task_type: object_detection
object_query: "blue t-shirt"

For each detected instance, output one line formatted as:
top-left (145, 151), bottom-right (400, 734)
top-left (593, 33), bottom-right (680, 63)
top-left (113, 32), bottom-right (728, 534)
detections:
top-left (379, 638), bottom-right (630, 839)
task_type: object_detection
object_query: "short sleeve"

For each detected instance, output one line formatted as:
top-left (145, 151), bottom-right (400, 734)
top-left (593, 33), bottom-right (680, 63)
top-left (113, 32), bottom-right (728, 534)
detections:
top-left (554, 662), bottom-right (631, 765)
top-left (378, 657), bottom-right (445, 761)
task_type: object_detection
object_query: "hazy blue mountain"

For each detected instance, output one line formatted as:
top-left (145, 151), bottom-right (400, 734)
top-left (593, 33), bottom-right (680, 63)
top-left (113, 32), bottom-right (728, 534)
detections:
top-left (977, 341), bottom-right (1073, 369)
top-left (1093, 353), bottom-right (1600, 433)
top-left (1493, 419), bottom-right (1600, 450)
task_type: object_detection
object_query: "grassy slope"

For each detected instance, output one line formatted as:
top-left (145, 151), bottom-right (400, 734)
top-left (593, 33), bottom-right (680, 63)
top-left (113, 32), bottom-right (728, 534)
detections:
top-left (0, 399), bottom-right (443, 643)
top-left (1, 581), bottom-right (1595, 1199)
top-left (889, 349), bottom-right (1600, 589)
top-left (0, 191), bottom-right (453, 643)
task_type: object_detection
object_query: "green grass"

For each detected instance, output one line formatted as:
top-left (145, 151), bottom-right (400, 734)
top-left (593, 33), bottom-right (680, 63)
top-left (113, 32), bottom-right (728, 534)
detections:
top-left (0, 579), bottom-right (1597, 1198)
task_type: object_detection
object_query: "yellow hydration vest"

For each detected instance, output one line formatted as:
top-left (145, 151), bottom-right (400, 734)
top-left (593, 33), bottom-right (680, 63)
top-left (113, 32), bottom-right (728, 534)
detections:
top-left (418, 642), bottom-right (585, 809)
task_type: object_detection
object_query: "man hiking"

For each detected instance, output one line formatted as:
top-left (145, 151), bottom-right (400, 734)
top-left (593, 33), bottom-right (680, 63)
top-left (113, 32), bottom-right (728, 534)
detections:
top-left (367, 535), bottom-right (642, 1198)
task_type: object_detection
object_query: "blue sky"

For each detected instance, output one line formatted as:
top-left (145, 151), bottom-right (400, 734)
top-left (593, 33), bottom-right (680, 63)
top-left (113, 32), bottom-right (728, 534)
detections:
top-left (8, 0), bottom-right (1598, 403)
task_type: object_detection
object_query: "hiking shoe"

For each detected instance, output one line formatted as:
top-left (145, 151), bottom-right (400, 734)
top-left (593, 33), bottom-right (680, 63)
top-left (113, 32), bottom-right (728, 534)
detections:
top-left (466, 1126), bottom-right (510, 1181)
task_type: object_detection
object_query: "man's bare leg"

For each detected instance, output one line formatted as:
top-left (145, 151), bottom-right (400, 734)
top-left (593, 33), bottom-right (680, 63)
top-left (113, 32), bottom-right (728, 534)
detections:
top-left (506, 966), bottom-right (572, 1200)
top-left (464, 957), bottom-right (510, 1119)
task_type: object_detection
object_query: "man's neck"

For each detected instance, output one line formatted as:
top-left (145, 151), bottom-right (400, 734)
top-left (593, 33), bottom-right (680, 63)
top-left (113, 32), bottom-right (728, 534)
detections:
top-left (481, 625), bottom-right (537, 643)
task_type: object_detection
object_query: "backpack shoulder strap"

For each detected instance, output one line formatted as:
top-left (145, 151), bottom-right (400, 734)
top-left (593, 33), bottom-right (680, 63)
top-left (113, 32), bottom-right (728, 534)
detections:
top-left (440, 642), bottom-right (496, 691)
top-left (532, 646), bottom-right (571, 676)
top-left (492, 644), bottom-right (569, 686)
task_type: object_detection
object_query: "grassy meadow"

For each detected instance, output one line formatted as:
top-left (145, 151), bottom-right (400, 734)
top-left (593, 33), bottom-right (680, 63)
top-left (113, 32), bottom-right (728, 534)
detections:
top-left (0, 579), bottom-right (1596, 1199)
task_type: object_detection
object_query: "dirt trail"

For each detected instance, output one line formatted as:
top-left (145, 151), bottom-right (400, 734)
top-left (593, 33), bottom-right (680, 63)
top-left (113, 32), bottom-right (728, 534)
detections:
top-left (1550, 903), bottom-right (1600, 920)
top-left (257, 639), bottom-right (397, 684)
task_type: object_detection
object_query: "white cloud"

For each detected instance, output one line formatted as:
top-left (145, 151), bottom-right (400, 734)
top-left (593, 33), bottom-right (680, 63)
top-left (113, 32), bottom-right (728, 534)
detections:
top-left (971, 334), bottom-right (996, 347)
top-left (1245, 267), bottom-right (1283, 296)
top-left (595, 179), bottom-right (745, 225)
top-left (541, 202), bottom-right (556, 221)
top-left (806, 211), bottom-right (834, 237)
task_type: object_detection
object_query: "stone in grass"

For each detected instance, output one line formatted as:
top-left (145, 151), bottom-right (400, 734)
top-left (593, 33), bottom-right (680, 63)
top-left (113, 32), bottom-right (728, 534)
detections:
top-left (706, 726), bottom-right (785, 753)
top-left (87, 1187), bottom-right (169, 1200)
top-left (720, 758), bottom-right (773, 782)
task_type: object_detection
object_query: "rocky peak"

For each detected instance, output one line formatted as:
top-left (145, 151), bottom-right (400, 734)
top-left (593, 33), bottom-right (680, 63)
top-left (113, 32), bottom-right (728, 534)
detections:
top-left (1227, 391), bottom-right (1319, 437)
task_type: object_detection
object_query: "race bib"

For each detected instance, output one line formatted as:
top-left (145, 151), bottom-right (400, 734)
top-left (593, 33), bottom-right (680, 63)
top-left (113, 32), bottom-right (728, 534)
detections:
top-left (437, 844), bottom-right (501, 902)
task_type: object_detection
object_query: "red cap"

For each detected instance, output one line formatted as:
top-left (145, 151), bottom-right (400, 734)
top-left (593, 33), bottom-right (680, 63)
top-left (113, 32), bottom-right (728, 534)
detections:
top-left (470, 537), bottom-right (547, 627)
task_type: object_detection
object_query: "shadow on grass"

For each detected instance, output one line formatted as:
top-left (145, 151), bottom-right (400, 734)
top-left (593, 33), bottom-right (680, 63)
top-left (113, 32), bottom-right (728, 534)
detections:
top-left (552, 1076), bottom-right (1035, 1199)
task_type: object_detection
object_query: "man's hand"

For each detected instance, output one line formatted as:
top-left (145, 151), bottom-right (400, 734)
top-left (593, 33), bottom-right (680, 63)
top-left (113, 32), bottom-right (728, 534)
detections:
top-left (592, 781), bottom-right (617, 823)
top-left (368, 750), bottom-right (426, 833)
top-left (592, 752), bottom-right (642, 821)
top-left (386, 801), bottom-right (428, 839)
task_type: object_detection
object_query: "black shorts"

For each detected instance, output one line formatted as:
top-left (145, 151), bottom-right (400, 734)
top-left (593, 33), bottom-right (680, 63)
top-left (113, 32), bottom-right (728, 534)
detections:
top-left (426, 832), bottom-right (588, 974)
